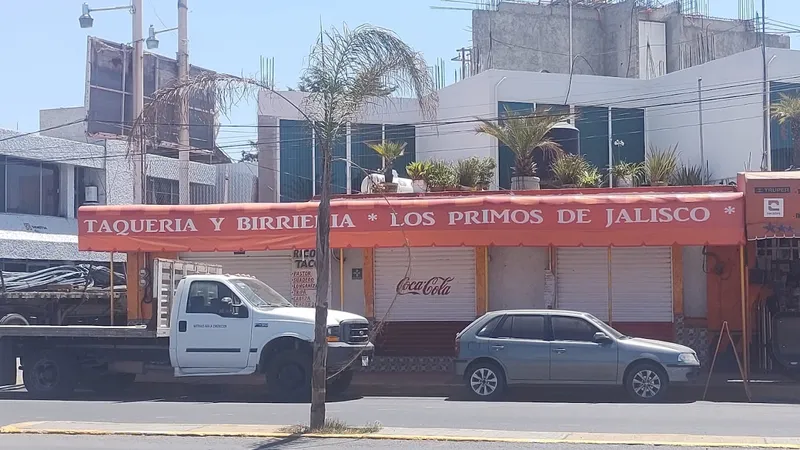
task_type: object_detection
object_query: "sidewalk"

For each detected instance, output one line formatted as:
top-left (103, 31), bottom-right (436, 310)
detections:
top-left (2, 420), bottom-right (800, 448)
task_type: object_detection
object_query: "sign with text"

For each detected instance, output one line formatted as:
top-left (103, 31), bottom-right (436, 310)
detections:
top-left (78, 191), bottom-right (745, 251)
top-left (291, 249), bottom-right (316, 308)
top-left (740, 172), bottom-right (800, 239)
top-left (396, 276), bottom-right (454, 296)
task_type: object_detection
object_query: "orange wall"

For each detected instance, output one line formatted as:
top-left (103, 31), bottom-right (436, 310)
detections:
top-left (126, 252), bottom-right (178, 324)
top-left (706, 244), bottom-right (763, 333)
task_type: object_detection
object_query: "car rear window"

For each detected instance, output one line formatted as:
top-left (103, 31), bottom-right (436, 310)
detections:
top-left (476, 316), bottom-right (503, 337)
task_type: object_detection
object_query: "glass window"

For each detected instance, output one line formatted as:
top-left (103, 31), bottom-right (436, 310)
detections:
top-left (186, 281), bottom-right (236, 315)
top-left (41, 163), bottom-right (59, 216)
top-left (551, 316), bottom-right (599, 342)
top-left (230, 277), bottom-right (292, 308)
top-left (146, 176), bottom-right (179, 205)
top-left (190, 182), bottom-right (215, 205)
top-left (495, 315), bottom-right (546, 340)
top-left (476, 316), bottom-right (503, 337)
top-left (6, 158), bottom-right (43, 215)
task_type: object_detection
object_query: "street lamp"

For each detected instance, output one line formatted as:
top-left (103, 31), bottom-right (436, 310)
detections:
top-left (78, 2), bottom-right (134, 29)
top-left (146, 24), bottom-right (179, 50)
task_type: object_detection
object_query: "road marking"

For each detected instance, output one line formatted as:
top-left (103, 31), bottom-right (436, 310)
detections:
top-left (1, 421), bottom-right (800, 448)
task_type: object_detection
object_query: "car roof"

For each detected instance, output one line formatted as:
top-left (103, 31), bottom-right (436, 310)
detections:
top-left (484, 309), bottom-right (591, 318)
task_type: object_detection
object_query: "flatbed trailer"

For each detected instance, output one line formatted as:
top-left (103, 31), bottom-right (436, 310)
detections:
top-left (0, 290), bottom-right (127, 326)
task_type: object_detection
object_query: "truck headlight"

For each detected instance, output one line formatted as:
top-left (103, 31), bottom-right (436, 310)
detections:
top-left (678, 352), bottom-right (699, 365)
top-left (326, 326), bottom-right (340, 342)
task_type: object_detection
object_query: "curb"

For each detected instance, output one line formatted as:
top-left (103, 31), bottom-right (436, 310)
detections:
top-left (3, 422), bottom-right (800, 448)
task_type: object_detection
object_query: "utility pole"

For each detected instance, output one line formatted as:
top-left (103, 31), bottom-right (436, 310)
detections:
top-left (178, 0), bottom-right (190, 204)
top-left (132, 0), bottom-right (145, 203)
top-left (698, 78), bottom-right (706, 181)
top-left (760, 2), bottom-right (769, 171)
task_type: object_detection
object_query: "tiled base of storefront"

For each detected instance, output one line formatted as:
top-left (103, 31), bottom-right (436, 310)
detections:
top-left (364, 356), bottom-right (454, 373)
top-left (674, 315), bottom-right (711, 365)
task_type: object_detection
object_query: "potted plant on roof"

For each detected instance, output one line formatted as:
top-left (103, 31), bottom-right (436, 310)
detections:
top-left (454, 157), bottom-right (481, 190)
top-left (771, 94), bottom-right (800, 166)
top-left (579, 166), bottom-right (603, 188)
top-left (672, 163), bottom-right (710, 186)
top-left (476, 156), bottom-right (496, 190)
top-left (476, 106), bottom-right (569, 190)
top-left (644, 143), bottom-right (679, 187)
top-left (405, 161), bottom-right (432, 193)
top-left (426, 160), bottom-right (456, 192)
top-left (611, 161), bottom-right (643, 187)
top-left (368, 140), bottom-right (406, 193)
top-left (551, 153), bottom-right (589, 188)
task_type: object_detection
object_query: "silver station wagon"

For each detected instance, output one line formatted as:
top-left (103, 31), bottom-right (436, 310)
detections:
top-left (454, 310), bottom-right (701, 402)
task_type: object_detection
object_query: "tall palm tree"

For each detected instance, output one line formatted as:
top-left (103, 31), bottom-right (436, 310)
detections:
top-left (133, 24), bottom-right (436, 430)
top-left (771, 94), bottom-right (800, 168)
top-left (368, 141), bottom-right (406, 183)
top-left (475, 107), bottom-right (569, 183)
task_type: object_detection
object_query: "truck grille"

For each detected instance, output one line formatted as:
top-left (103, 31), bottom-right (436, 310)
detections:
top-left (342, 321), bottom-right (370, 344)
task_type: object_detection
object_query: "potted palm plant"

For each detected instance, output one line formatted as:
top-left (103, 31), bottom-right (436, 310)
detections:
top-left (672, 163), bottom-right (710, 186)
top-left (645, 143), bottom-right (679, 187)
top-left (551, 153), bottom-right (590, 188)
top-left (476, 157), bottom-right (496, 190)
top-left (368, 140), bottom-right (407, 192)
top-left (476, 106), bottom-right (569, 190)
top-left (611, 161), bottom-right (643, 187)
top-left (405, 161), bottom-right (432, 193)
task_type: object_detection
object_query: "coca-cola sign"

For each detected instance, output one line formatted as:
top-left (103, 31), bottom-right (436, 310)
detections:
top-left (396, 276), bottom-right (454, 296)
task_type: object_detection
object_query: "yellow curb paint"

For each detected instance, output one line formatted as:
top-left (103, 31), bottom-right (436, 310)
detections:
top-left (2, 423), bottom-right (800, 449)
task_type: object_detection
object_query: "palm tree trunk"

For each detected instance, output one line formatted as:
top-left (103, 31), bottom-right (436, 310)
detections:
top-left (792, 119), bottom-right (800, 168)
top-left (310, 139), bottom-right (331, 430)
top-left (384, 161), bottom-right (394, 183)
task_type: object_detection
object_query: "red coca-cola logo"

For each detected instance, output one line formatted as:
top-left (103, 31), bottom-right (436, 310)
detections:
top-left (396, 276), bottom-right (454, 296)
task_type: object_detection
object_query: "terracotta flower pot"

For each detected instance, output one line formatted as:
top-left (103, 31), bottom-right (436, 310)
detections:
top-left (511, 176), bottom-right (541, 191)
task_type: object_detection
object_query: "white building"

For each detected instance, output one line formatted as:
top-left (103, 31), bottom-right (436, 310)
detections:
top-left (258, 47), bottom-right (800, 197)
top-left (0, 116), bottom-right (257, 272)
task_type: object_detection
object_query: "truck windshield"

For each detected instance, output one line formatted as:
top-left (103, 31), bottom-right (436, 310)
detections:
top-left (231, 278), bottom-right (293, 308)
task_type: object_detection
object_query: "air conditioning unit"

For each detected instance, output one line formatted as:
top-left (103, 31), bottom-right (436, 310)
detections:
top-left (84, 185), bottom-right (99, 204)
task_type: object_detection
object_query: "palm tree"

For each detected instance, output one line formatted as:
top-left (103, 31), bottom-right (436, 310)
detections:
top-left (771, 94), bottom-right (800, 168)
top-left (475, 106), bottom-right (569, 186)
top-left (132, 24), bottom-right (436, 430)
top-left (368, 141), bottom-right (406, 183)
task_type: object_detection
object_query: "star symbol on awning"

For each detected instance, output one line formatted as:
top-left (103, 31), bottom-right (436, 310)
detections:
top-left (724, 206), bottom-right (736, 215)
top-left (368, 213), bottom-right (378, 222)
top-left (764, 223), bottom-right (777, 232)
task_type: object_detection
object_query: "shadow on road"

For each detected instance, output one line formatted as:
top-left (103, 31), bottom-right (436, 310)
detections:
top-left (0, 383), bottom-right (363, 405)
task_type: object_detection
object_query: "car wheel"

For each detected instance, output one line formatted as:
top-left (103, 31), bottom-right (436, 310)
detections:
top-left (466, 361), bottom-right (506, 400)
top-left (22, 351), bottom-right (78, 399)
top-left (625, 362), bottom-right (668, 403)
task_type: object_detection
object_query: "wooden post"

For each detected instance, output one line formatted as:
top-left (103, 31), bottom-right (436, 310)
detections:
top-left (739, 243), bottom-right (749, 381)
top-left (607, 246), bottom-right (613, 324)
top-left (0, 339), bottom-right (15, 387)
top-left (339, 248), bottom-right (344, 311)
top-left (109, 251), bottom-right (115, 326)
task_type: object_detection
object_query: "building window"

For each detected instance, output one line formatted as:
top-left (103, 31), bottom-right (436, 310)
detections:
top-left (146, 176), bottom-right (179, 205)
top-left (0, 156), bottom-right (60, 216)
top-left (190, 182), bottom-right (215, 204)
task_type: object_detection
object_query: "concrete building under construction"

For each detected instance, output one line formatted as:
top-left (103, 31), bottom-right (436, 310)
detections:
top-left (470, 0), bottom-right (790, 79)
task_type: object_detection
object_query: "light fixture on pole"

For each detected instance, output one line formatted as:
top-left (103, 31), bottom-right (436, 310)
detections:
top-left (146, 24), bottom-right (178, 50)
top-left (79, 2), bottom-right (134, 29)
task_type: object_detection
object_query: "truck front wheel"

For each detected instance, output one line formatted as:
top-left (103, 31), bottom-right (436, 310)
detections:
top-left (265, 350), bottom-right (311, 402)
top-left (23, 351), bottom-right (78, 398)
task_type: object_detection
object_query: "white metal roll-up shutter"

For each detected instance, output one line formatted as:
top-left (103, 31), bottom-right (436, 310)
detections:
top-left (181, 251), bottom-right (293, 300)
top-left (556, 248), bottom-right (609, 321)
top-left (611, 247), bottom-right (673, 322)
top-left (374, 247), bottom-right (476, 322)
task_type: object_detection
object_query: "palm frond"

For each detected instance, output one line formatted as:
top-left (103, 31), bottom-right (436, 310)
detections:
top-left (772, 94), bottom-right (800, 125)
top-left (367, 141), bottom-right (406, 161)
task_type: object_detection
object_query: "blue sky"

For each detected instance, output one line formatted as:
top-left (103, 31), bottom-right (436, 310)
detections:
top-left (0, 0), bottom-right (797, 158)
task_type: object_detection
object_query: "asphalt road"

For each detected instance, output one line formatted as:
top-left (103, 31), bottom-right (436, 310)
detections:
top-left (0, 436), bottom-right (784, 450)
top-left (1, 391), bottom-right (799, 438)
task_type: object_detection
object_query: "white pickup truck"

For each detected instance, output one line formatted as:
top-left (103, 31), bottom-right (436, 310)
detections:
top-left (0, 259), bottom-right (374, 400)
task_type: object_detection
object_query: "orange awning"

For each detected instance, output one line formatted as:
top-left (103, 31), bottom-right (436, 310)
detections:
top-left (738, 171), bottom-right (800, 240)
top-left (78, 190), bottom-right (745, 252)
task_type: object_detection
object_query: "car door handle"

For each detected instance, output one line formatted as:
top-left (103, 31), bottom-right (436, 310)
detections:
top-left (490, 345), bottom-right (505, 351)
top-left (178, 321), bottom-right (187, 332)
top-left (552, 348), bottom-right (567, 354)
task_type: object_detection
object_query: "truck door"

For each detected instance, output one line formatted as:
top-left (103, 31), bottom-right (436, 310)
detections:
top-left (175, 279), bottom-right (253, 370)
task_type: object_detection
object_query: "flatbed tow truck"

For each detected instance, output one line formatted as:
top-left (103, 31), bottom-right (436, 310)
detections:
top-left (0, 258), bottom-right (374, 400)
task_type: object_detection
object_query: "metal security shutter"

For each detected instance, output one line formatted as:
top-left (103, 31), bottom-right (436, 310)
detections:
top-left (611, 247), bottom-right (673, 322)
top-left (181, 251), bottom-right (293, 300)
top-left (374, 247), bottom-right (476, 322)
top-left (556, 248), bottom-right (609, 320)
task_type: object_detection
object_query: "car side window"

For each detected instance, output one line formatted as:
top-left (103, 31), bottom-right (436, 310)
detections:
top-left (186, 281), bottom-right (247, 318)
top-left (551, 316), bottom-right (598, 342)
top-left (476, 316), bottom-right (503, 337)
top-left (494, 315), bottom-right (546, 340)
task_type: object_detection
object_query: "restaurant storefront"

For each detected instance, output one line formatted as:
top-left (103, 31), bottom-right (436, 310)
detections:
top-left (78, 187), bottom-right (746, 372)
